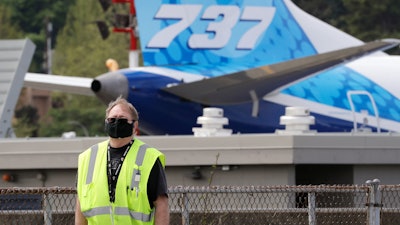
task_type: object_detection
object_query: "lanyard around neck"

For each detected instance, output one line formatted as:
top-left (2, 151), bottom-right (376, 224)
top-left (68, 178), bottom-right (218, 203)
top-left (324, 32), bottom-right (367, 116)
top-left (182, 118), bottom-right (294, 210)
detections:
top-left (107, 140), bottom-right (133, 202)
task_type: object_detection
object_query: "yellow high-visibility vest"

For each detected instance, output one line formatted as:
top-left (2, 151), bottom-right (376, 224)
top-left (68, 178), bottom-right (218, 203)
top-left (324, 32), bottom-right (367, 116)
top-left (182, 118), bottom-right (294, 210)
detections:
top-left (77, 138), bottom-right (165, 225)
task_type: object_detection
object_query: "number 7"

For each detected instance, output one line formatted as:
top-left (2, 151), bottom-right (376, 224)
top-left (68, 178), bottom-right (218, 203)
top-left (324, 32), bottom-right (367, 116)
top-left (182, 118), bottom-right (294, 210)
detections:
top-left (147, 4), bottom-right (202, 48)
top-left (237, 6), bottom-right (276, 50)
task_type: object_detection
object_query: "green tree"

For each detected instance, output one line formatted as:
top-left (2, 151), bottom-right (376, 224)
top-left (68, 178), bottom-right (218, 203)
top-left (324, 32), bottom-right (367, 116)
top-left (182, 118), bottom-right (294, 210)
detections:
top-left (1, 0), bottom-right (76, 137)
top-left (293, 0), bottom-right (400, 55)
top-left (3, 0), bottom-right (75, 72)
top-left (292, 0), bottom-right (346, 29)
top-left (38, 0), bottom-right (131, 137)
top-left (38, 94), bottom-right (105, 137)
top-left (0, 3), bottom-right (23, 38)
top-left (339, 0), bottom-right (400, 41)
top-left (13, 105), bottom-right (40, 137)
top-left (293, 0), bottom-right (400, 43)
top-left (53, 0), bottom-right (129, 76)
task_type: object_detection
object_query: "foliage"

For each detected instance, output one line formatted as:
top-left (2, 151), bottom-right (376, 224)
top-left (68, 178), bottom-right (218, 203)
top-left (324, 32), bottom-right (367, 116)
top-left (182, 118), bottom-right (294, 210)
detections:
top-left (52, 0), bottom-right (129, 77)
top-left (0, 3), bottom-right (23, 38)
top-left (293, 0), bottom-right (400, 55)
top-left (38, 94), bottom-right (105, 137)
top-left (292, 0), bottom-right (347, 29)
top-left (339, 0), bottom-right (400, 42)
top-left (3, 0), bottom-right (75, 72)
top-left (13, 105), bottom-right (40, 137)
top-left (38, 0), bottom-right (131, 137)
top-left (293, 0), bottom-right (400, 43)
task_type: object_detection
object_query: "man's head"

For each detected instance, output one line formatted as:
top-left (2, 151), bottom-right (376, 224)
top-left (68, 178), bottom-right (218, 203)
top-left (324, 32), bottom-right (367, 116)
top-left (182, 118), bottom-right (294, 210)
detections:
top-left (105, 96), bottom-right (139, 138)
top-left (105, 96), bottom-right (139, 121)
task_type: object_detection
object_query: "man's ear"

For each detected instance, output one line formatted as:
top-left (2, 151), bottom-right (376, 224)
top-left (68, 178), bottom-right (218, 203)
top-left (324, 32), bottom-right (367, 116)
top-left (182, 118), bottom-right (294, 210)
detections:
top-left (134, 121), bottom-right (139, 135)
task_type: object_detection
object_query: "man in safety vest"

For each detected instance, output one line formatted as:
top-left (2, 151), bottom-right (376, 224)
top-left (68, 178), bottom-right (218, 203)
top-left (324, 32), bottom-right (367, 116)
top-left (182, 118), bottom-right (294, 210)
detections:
top-left (75, 96), bottom-right (169, 225)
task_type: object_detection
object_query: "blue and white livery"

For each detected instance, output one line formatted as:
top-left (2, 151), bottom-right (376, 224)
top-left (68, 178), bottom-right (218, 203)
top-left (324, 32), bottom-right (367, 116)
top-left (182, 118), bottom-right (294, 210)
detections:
top-left (25, 0), bottom-right (400, 135)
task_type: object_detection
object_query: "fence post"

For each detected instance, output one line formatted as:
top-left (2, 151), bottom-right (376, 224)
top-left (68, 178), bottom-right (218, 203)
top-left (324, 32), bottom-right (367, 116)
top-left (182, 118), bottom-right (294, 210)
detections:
top-left (181, 192), bottom-right (190, 225)
top-left (43, 192), bottom-right (52, 225)
top-left (308, 192), bottom-right (316, 225)
top-left (366, 179), bottom-right (381, 225)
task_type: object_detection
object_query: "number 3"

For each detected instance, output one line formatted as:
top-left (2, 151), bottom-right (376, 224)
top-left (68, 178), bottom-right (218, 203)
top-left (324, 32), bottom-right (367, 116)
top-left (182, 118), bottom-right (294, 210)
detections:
top-left (188, 6), bottom-right (240, 49)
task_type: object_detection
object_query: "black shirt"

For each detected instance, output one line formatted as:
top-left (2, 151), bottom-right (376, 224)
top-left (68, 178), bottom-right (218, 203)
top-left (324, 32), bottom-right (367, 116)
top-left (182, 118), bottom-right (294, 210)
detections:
top-left (108, 142), bottom-right (168, 208)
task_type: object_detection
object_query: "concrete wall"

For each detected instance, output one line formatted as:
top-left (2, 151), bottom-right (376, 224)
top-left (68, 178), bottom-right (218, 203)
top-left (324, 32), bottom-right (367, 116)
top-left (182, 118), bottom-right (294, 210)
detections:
top-left (0, 165), bottom-right (295, 188)
top-left (166, 165), bottom-right (295, 186)
top-left (1, 133), bottom-right (400, 187)
top-left (354, 165), bottom-right (400, 185)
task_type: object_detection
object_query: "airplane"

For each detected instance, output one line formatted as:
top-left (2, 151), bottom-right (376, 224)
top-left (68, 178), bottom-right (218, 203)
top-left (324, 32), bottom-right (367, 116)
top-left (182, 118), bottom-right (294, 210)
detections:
top-left (22, 0), bottom-right (400, 135)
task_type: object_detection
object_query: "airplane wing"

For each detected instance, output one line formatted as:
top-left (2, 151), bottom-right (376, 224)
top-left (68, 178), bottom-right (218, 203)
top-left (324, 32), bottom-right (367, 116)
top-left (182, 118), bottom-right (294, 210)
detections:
top-left (162, 41), bottom-right (399, 105)
top-left (24, 73), bottom-right (94, 96)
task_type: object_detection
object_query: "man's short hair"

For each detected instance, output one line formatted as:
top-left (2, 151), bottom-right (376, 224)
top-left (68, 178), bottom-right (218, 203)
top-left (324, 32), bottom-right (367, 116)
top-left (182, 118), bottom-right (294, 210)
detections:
top-left (105, 95), bottom-right (139, 121)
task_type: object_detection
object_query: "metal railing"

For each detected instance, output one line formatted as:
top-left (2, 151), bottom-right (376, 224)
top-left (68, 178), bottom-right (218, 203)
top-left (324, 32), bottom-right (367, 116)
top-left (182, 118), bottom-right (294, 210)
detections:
top-left (1, 180), bottom-right (400, 225)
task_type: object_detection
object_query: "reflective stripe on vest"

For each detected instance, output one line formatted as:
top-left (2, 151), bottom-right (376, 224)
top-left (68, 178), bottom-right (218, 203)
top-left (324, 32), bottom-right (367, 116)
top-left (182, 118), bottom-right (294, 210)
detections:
top-left (83, 142), bottom-right (152, 222)
top-left (86, 144), bottom-right (98, 184)
top-left (82, 206), bottom-right (109, 217)
top-left (130, 144), bottom-right (148, 190)
top-left (115, 207), bottom-right (154, 222)
top-left (82, 206), bottom-right (153, 222)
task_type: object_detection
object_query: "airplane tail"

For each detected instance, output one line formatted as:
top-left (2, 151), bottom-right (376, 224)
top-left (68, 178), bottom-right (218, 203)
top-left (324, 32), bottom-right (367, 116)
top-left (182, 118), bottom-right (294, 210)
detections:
top-left (0, 39), bottom-right (36, 138)
top-left (135, 0), bottom-right (368, 68)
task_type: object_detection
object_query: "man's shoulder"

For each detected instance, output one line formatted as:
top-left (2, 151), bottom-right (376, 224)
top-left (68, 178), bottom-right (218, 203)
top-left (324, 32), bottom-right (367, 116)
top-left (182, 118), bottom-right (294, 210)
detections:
top-left (80, 139), bottom-right (109, 156)
top-left (134, 138), bottom-right (164, 158)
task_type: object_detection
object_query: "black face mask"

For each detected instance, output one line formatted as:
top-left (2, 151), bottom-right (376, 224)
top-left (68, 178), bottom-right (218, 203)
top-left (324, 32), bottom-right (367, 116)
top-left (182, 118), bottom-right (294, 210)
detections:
top-left (105, 118), bottom-right (134, 138)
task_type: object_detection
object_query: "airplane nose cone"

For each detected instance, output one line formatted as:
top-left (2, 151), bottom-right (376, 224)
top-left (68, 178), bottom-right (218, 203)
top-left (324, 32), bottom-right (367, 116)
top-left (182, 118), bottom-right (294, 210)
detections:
top-left (91, 71), bottom-right (129, 104)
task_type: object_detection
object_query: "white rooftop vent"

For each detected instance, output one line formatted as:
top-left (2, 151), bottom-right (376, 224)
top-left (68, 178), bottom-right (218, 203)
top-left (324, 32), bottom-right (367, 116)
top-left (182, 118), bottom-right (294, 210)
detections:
top-left (276, 107), bottom-right (316, 134)
top-left (62, 131), bottom-right (76, 139)
top-left (192, 107), bottom-right (232, 137)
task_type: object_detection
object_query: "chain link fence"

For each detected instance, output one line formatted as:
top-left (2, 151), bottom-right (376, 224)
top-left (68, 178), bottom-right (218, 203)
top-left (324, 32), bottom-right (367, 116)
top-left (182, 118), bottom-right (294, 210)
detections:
top-left (0, 187), bottom-right (76, 225)
top-left (1, 181), bottom-right (400, 224)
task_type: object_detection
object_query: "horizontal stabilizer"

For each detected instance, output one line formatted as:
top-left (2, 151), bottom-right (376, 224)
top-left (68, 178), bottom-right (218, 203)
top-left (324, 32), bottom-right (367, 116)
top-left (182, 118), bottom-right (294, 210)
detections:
top-left (25, 73), bottom-right (94, 96)
top-left (163, 41), bottom-right (398, 105)
top-left (0, 39), bottom-right (35, 138)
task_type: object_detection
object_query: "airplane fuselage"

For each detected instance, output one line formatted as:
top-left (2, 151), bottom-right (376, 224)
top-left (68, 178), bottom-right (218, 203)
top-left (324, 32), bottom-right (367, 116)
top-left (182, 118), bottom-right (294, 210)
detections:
top-left (118, 68), bottom-right (370, 135)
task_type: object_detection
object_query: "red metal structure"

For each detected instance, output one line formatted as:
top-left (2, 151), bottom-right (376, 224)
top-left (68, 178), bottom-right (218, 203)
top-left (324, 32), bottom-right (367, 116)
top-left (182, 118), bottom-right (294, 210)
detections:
top-left (111, 0), bottom-right (137, 52)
